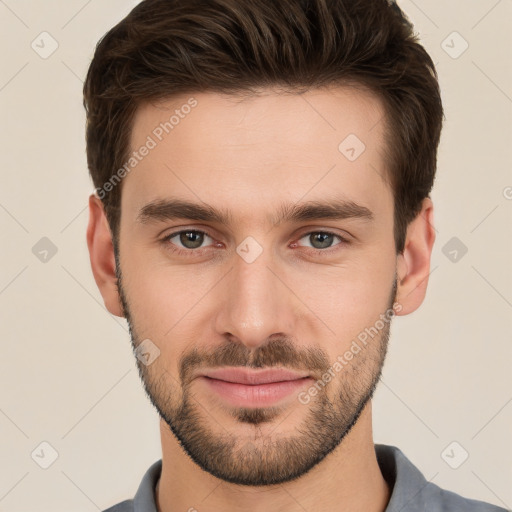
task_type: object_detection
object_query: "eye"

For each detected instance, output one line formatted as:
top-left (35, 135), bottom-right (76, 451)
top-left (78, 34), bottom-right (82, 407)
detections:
top-left (160, 229), bottom-right (349, 257)
top-left (294, 231), bottom-right (348, 251)
top-left (162, 230), bottom-right (215, 252)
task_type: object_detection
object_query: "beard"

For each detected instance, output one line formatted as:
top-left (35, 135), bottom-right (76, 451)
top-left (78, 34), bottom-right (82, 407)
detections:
top-left (115, 252), bottom-right (396, 486)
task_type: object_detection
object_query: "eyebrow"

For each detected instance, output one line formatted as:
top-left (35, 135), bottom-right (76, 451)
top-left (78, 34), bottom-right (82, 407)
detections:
top-left (136, 197), bottom-right (374, 226)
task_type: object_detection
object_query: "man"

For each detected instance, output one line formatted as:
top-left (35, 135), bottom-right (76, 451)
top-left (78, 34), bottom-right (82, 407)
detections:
top-left (84, 0), bottom-right (507, 511)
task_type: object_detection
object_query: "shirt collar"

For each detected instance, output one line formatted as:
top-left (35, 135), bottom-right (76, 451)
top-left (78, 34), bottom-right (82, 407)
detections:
top-left (375, 443), bottom-right (431, 511)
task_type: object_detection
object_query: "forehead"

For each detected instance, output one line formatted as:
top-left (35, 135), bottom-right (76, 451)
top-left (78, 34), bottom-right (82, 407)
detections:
top-left (122, 86), bottom-right (392, 226)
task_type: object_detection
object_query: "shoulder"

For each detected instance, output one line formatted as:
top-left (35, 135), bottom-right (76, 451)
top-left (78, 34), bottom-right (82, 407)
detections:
top-left (102, 499), bottom-right (134, 512)
top-left (375, 444), bottom-right (508, 512)
top-left (423, 481), bottom-right (508, 511)
top-left (101, 458), bottom-right (162, 512)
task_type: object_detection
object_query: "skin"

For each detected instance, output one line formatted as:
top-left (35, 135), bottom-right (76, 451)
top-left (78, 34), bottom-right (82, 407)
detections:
top-left (87, 85), bottom-right (435, 512)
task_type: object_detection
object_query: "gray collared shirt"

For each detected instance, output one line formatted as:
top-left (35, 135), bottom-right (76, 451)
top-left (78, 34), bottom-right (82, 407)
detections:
top-left (103, 444), bottom-right (508, 511)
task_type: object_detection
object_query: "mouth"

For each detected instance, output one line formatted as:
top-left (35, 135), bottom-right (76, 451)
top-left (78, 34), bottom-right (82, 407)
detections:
top-left (196, 367), bottom-right (314, 407)
top-left (200, 367), bottom-right (311, 385)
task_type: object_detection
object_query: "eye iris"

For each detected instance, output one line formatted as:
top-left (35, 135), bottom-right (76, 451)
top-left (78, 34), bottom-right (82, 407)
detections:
top-left (310, 232), bottom-right (334, 249)
top-left (180, 231), bottom-right (204, 249)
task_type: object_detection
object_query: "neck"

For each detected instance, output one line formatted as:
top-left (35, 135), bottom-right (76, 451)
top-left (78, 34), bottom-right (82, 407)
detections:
top-left (156, 402), bottom-right (390, 512)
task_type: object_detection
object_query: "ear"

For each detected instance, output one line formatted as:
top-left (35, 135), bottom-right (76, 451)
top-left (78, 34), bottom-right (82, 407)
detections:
top-left (86, 193), bottom-right (124, 318)
top-left (395, 197), bottom-right (436, 316)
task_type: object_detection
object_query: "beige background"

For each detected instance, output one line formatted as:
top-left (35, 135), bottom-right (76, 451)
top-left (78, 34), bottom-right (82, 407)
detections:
top-left (0, 0), bottom-right (511, 510)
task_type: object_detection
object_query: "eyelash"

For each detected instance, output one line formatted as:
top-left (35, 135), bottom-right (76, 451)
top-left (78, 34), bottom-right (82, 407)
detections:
top-left (159, 229), bottom-right (350, 257)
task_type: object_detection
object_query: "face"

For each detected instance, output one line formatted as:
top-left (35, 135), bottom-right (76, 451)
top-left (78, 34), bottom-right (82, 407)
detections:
top-left (115, 86), bottom-right (400, 486)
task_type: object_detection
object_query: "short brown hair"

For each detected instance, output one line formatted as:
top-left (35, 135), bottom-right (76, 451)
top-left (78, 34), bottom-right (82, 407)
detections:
top-left (83, 0), bottom-right (443, 254)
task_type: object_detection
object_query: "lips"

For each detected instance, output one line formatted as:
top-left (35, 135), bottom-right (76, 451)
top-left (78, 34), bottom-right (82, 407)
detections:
top-left (199, 367), bottom-right (310, 385)
top-left (197, 367), bottom-right (314, 407)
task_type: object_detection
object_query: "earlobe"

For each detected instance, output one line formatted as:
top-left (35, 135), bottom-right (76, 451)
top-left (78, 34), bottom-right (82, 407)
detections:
top-left (395, 198), bottom-right (436, 316)
top-left (86, 193), bottom-right (125, 318)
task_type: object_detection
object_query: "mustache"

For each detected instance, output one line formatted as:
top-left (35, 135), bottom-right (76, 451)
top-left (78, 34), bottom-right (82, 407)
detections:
top-left (179, 336), bottom-right (330, 385)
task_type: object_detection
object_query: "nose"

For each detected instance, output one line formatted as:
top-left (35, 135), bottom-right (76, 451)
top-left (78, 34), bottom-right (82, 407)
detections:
top-left (214, 243), bottom-right (297, 350)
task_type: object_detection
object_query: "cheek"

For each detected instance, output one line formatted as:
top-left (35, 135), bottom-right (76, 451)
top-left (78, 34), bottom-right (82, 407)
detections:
top-left (291, 250), bottom-right (396, 343)
top-left (121, 253), bottom-right (221, 339)
top-left (121, 267), bottom-right (203, 379)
